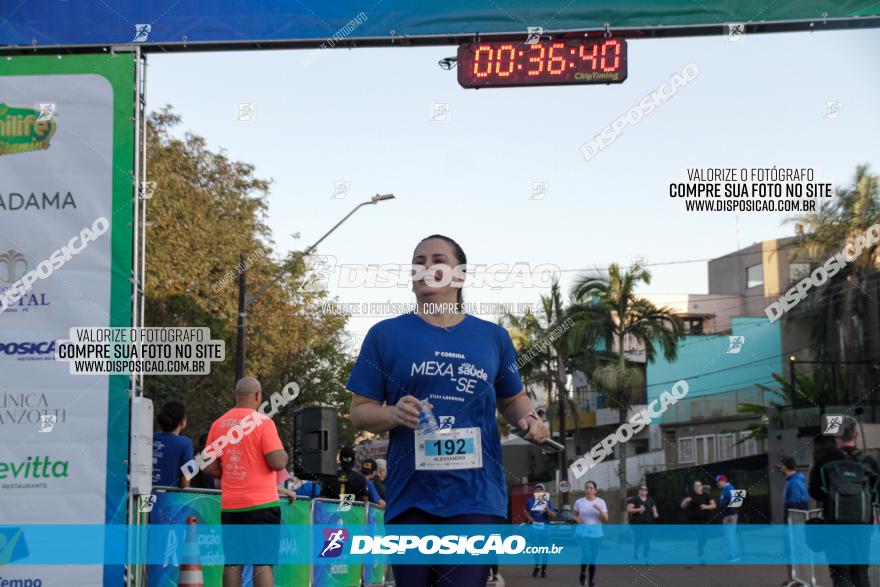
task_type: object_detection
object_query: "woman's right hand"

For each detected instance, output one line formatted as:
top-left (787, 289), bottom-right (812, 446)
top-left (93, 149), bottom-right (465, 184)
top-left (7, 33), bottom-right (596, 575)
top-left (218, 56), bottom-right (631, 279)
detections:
top-left (390, 395), bottom-right (422, 429)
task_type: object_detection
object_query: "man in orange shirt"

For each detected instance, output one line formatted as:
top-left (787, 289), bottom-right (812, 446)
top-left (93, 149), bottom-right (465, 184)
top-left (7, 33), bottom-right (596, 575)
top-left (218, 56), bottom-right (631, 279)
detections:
top-left (205, 377), bottom-right (288, 587)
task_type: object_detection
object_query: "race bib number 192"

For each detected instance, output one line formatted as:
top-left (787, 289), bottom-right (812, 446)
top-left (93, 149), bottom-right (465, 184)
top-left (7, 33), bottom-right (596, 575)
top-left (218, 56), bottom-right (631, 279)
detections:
top-left (415, 427), bottom-right (482, 470)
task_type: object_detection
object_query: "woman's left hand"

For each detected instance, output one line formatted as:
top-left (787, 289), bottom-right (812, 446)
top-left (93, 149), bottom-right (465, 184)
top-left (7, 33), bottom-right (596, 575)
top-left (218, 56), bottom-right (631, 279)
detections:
top-left (518, 411), bottom-right (550, 442)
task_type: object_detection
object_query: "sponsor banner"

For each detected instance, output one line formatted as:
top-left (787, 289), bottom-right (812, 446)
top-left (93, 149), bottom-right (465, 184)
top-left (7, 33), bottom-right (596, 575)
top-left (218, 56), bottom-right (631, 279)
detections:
top-left (0, 54), bottom-right (135, 586)
top-left (6, 524), bottom-right (880, 565)
top-left (144, 490), bottom-right (311, 587)
top-left (362, 506), bottom-right (386, 585)
top-left (312, 499), bottom-right (365, 587)
top-left (2, 2), bottom-right (878, 48)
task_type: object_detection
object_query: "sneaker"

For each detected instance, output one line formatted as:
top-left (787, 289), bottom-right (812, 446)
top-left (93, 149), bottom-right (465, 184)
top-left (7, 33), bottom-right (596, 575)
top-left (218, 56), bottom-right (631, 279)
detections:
top-left (532, 566), bottom-right (539, 577)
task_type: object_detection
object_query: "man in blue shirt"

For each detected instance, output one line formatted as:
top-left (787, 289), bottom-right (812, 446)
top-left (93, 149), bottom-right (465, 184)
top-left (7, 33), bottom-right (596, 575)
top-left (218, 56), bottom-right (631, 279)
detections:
top-left (779, 456), bottom-right (809, 585)
top-left (524, 483), bottom-right (556, 578)
top-left (361, 459), bottom-right (386, 508)
top-left (716, 474), bottom-right (740, 562)
top-left (152, 400), bottom-right (194, 488)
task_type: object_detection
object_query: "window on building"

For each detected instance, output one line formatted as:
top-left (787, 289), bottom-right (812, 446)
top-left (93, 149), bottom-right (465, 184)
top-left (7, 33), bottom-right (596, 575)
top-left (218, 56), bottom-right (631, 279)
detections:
top-left (739, 431), bottom-right (759, 457)
top-left (718, 433), bottom-right (737, 461)
top-left (677, 437), bottom-right (694, 464)
top-left (682, 317), bottom-right (704, 335)
top-left (746, 263), bottom-right (764, 288)
top-left (789, 262), bottom-right (811, 282)
top-left (695, 434), bottom-right (716, 464)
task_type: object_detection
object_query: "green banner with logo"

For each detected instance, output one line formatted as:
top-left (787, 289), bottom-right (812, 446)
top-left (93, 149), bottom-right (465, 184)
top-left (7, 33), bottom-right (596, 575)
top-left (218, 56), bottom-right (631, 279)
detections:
top-left (0, 53), bottom-right (135, 587)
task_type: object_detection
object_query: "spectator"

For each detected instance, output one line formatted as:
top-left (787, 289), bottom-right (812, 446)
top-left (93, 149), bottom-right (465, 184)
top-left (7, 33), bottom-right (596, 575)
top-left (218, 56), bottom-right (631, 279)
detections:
top-left (289, 476), bottom-right (321, 498)
top-left (189, 432), bottom-right (217, 490)
top-left (779, 455), bottom-right (809, 586)
top-left (152, 400), bottom-right (194, 488)
top-left (680, 480), bottom-right (716, 565)
top-left (320, 446), bottom-right (369, 503)
top-left (361, 459), bottom-right (386, 507)
top-left (808, 416), bottom-right (880, 587)
top-left (715, 474), bottom-right (740, 562)
top-left (373, 458), bottom-right (387, 501)
top-left (204, 377), bottom-right (288, 587)
top-left (626, 484), bottom-right (659, 562)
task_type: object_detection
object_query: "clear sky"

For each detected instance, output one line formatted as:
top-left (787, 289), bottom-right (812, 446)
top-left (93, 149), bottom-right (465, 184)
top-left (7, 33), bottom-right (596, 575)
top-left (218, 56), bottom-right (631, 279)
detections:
top-left (148, 28), bottom-right (880, 341)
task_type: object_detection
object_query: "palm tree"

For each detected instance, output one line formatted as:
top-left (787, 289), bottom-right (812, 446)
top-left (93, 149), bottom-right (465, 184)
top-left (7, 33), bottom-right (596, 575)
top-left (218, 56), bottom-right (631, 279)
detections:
top-left (789, 165), bottom-right (879, 400)
top-left (501, 281), bottom-right (600, 505)
top-left (736, 371), bottom-right (824, 444)
top-left (571, 262), bottom-right (683, 520)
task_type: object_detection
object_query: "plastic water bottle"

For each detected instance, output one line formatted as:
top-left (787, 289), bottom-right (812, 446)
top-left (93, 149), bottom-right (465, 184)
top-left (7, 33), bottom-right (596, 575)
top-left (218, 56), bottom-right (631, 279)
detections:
top-left (418, 399), bottom-right (439, 435)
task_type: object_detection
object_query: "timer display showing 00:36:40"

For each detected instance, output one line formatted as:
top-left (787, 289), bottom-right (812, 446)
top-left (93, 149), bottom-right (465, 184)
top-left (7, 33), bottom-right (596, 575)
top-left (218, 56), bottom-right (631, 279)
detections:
top-left (457, 39), bottom-right (628, 88)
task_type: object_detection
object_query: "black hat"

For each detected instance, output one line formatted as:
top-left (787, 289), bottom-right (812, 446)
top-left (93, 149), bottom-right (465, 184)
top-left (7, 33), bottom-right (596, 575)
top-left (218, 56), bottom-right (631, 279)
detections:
top-left (361, 458), bottom-right (377, 474)
top-left (339, 446), bottom-right (355, 465)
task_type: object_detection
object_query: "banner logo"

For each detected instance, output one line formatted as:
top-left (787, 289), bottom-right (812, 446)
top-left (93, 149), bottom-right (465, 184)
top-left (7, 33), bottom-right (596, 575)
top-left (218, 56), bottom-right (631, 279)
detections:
top-left (319, 528), bottom-right (348, 558)
top-left (0, 103), bottom-right (57, 156)
top-left (0, 250), bottom-right (28, 283)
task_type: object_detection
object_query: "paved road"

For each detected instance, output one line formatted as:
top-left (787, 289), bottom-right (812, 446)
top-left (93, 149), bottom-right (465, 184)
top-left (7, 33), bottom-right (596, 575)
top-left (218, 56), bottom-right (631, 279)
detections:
top-left (495, 564), bottom-right (828, 587)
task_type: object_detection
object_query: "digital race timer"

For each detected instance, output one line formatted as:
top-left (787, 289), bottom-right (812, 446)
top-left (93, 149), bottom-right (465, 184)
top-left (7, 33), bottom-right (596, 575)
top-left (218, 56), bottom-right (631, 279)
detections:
top-left (457, 38), bottom-right (627, 89)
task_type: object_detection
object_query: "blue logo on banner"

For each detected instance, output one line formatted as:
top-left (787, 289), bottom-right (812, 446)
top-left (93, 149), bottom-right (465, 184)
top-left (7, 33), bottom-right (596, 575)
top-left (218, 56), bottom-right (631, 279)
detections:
top-left (0, 527), bottom-right (29, 564)
top-left (319, 529), bottom-right (347, 558)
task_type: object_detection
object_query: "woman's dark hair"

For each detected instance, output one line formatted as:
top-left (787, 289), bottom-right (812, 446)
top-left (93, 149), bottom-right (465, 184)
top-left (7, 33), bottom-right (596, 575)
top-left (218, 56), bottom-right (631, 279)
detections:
top-left (157, 400), bottom-right (186, 432)
top-left (585, 480), bottom-right (598, 490)
top-left (417, 234), bottom-right (467, 304)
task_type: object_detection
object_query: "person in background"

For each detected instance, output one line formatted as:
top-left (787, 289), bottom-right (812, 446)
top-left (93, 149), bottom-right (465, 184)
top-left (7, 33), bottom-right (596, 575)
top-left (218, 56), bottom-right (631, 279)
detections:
top-left (276, 468), bottom-right (297, 503)
top-left (808, 416), bottom-right (880, 587)
top-left (680, 480), bottom-right (716, 565)
top-left (373, 458), bottom-right (387, 501)
top-left (289, 475), bottom-right (321, 499)
top-left (361, 458), bottom-right (386, 507)
top-left (573, 481), bottom-right (608, 587)
top-left (779, 456), bottom-right (809, 586)
top-left (190, 432), bottom-right (217, 490)
top-left (626, 484), bottom-right (659, 562)
top-left (204, 377), bottom-right (288, 587)
top-left (715, 474), bottom-right (740, 562)
top-left (320, 446), bottom-right (370, 504)
top-left (152, 400), bottom-right (194, 488)
top-left (524, 483), bottom-right (556, 578)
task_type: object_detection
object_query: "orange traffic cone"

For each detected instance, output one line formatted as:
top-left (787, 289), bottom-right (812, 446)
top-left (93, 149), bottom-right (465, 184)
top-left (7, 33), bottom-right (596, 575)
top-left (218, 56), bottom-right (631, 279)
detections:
top-left (178, 516), bottom-right (205, 587)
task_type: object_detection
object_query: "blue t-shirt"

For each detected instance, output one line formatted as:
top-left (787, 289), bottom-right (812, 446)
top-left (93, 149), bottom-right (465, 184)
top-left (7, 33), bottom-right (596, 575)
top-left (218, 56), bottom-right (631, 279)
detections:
top-left (295, 481), bottom-right (321, 498)
top-left (525, 496), bottom-right (555, 524)
top-left (152, 432), bottom-right (194, 487)
top-left (346, 313), bottom-right (524, 522)
top-left (367, 479), bottom-right (382, 504)
top-left (718, 482), bottom-right (736, 514)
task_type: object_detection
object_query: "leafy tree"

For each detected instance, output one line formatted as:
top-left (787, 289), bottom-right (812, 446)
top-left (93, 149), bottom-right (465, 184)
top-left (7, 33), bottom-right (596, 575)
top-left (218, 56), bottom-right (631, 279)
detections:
top-left (144, 108), bottom-right (355, 455)
top-left (788, 165), bottom-right (879, 401)
top-left (571, 262), bottom-right (683, 520)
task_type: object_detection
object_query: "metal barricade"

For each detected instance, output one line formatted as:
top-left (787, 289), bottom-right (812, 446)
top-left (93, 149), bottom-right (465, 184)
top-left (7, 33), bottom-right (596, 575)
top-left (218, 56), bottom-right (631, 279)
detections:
top-left (787, 508), bottom-right (822, 587)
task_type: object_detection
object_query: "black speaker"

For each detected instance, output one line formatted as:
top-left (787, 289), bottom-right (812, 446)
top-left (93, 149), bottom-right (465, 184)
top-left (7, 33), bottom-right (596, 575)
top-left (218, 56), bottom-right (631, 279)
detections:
top-left (293, 406), bottom-right (338, 479)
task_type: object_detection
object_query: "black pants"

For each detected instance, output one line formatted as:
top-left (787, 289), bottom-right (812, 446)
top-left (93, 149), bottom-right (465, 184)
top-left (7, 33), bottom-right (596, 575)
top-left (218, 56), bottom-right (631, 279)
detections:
top-left (632, 524), bottom-right (651, 558)
top-left (829, 565), bottom-right (870, 587)
top-left (387, 507), bottom-right (505, 587)
top-left (579, 536), bottom-right (602, 584)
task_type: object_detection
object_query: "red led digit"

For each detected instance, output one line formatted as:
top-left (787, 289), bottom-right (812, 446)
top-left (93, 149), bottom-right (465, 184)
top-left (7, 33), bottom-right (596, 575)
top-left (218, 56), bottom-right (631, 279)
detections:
top-left (548, 42), bottom-right (566, 75)
top-left (579, 43), bottom-right (599, 71)
top-left (600, 39), bottom-right (621, 72)
top-left (527, 43), bottom-right (545, 76)
top-left (473, 45), bottom-right (494, 78)
top-left (495, 44), bottom-right (516, 77)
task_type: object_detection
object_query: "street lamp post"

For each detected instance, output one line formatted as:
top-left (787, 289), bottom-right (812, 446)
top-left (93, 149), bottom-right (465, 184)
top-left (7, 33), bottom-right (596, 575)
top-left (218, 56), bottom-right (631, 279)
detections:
top-left (234, 193), bottom-right (395, 379)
